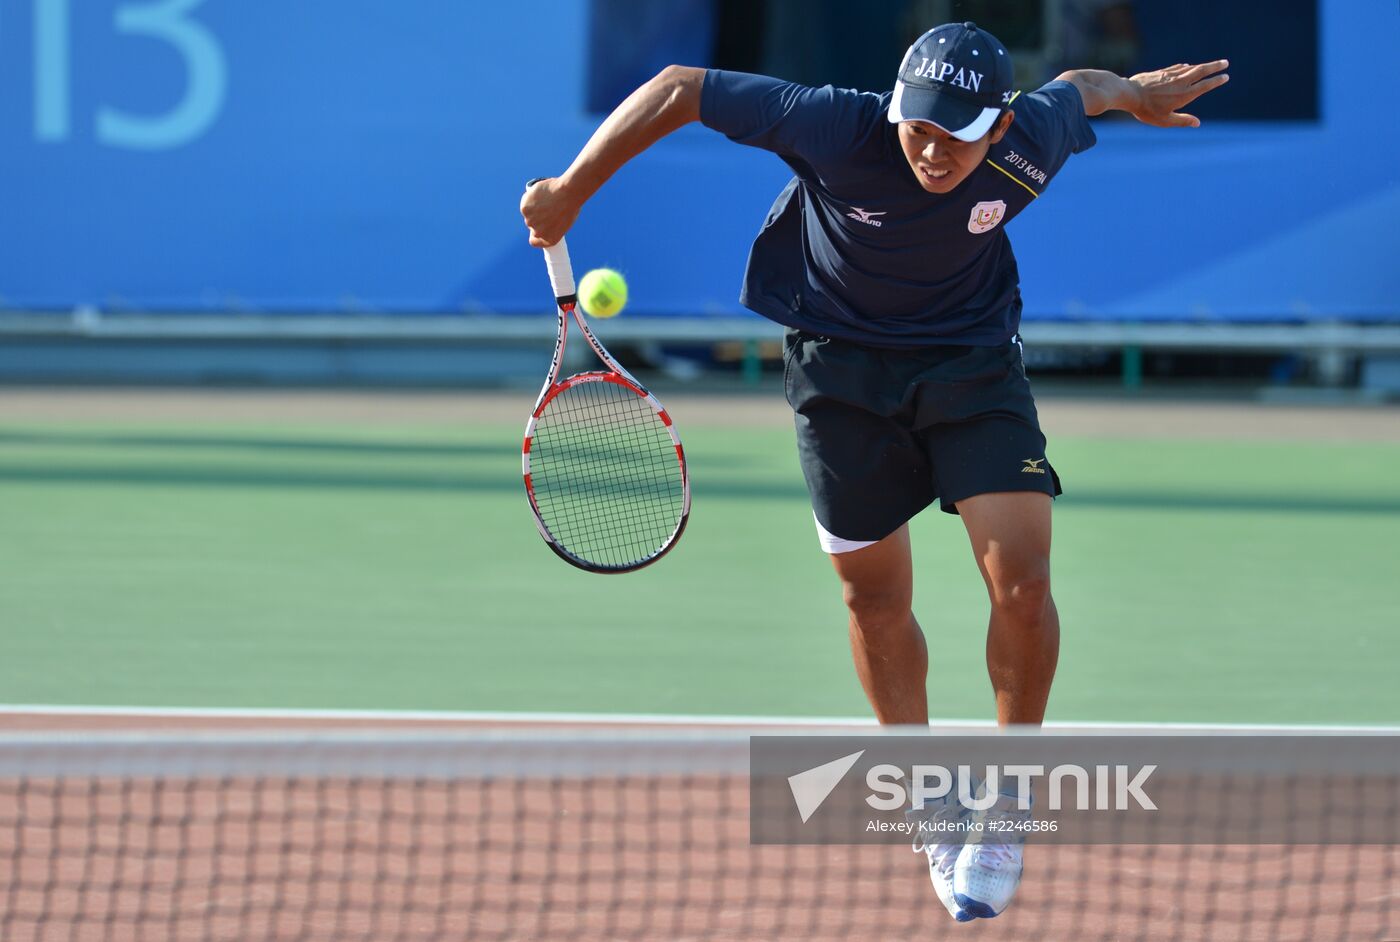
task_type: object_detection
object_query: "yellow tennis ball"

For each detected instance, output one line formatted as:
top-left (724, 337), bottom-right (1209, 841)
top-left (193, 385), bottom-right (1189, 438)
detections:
top-left (578, 268), bottom-right (628, 318)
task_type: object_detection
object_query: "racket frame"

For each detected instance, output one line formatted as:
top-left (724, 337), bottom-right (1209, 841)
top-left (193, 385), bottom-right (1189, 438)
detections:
top-left (521, 236), bottom-right (690, 573)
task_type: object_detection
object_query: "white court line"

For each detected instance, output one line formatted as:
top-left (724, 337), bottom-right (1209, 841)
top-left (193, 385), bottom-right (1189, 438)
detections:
top-left (0, 704), bottom-right (1396, 733)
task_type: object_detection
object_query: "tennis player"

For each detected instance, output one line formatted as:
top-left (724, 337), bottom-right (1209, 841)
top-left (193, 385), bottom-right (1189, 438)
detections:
top-left (521, 21), bottom-right (1228, 921)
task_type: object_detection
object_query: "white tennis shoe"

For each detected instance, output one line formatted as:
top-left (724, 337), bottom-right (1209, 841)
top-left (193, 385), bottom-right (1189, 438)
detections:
top-left (952, 839), bottom-right (1024, 918)
top-left (907, 792), bottom-right (976, 921)
top-left (952, 793), bottom-right (1031, 919)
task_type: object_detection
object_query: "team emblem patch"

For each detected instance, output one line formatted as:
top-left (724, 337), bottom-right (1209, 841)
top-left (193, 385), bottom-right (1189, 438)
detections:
top-left (967, 200), bottom-right (1007, 234)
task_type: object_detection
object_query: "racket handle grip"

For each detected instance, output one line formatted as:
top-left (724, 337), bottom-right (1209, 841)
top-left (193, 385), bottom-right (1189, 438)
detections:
top-left (541, 239), bottom-right (577, 306)
top-left (526, 178), bottom-right (578, 306)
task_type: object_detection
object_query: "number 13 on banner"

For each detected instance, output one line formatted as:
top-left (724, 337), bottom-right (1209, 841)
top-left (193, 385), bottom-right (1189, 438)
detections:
top-left (33, 0), bottom-right (227, 150)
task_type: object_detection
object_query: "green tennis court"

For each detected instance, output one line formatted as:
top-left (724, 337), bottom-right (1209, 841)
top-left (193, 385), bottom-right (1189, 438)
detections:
top-left (2, 392), bottom-right (1398, 725)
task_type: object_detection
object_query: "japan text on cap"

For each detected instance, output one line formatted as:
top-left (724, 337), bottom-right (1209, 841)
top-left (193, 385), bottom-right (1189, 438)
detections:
top-left (888, 22), bottom-right (1015, 142)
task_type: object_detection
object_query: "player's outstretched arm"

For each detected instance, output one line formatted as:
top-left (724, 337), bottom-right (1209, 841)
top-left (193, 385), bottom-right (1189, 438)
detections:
top-left (1056, 60), bottom-right (1229, 127)
top-left (520, 65), bottom-right (704, 247)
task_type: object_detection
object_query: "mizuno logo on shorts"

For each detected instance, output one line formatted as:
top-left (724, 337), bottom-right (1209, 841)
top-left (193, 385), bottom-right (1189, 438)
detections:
top-left (1021, 459), bottom-right (1047, 474)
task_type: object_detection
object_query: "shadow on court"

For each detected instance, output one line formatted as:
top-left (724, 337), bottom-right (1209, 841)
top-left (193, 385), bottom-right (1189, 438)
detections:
top-left (0, 462), bottom-right (1398, 516)
top-left (0, 430), bottom-right (506, 459)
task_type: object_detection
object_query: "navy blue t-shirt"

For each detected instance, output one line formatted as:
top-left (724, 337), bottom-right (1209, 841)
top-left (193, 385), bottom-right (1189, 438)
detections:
top-left (700, 71), bottom-right (1096, 347)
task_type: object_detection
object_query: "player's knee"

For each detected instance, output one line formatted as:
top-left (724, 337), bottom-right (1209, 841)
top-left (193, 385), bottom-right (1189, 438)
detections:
top-left (842, 583), bottom-right (913, 630)
top-left (990, 568), bottom-right (1052, 624)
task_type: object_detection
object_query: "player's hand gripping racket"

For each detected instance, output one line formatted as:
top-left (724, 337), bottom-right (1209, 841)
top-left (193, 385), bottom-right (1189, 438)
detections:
top-left (521, 184), bottom-right (690, 573)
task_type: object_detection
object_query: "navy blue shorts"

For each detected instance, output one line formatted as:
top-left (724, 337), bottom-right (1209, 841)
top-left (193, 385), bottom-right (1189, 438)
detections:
top-left (782, 328), bottom-right (1061, 549)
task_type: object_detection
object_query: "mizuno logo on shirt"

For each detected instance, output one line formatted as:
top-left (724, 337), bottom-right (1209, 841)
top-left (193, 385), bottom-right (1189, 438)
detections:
top-left (846, 207), bottom-right (886, 227)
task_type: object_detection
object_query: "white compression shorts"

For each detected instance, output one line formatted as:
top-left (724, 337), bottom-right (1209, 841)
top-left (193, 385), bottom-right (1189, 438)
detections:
top-left (813, 512), bottom-right (879, 555)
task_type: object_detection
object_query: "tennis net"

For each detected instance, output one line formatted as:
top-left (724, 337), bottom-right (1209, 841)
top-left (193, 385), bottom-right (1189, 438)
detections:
top-left (1, 728), bottom-right (1397, 941)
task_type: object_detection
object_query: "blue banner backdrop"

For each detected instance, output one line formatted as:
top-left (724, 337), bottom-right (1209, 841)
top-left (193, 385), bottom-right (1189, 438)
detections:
top-left (0, 0), bottom-right (1396, 321)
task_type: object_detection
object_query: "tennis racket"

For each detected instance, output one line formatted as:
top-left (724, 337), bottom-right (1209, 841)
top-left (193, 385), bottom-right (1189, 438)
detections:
top-left (521, 193), bottom-right (690, 573)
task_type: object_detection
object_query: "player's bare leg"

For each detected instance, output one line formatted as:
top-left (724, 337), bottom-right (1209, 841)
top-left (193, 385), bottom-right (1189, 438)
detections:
top-left (956, 491), bottom-right (1059, 727)
top-left (950, 491), bottom-right (1055, 918)
top-left (832, 524), bottom-right (970, 917)
top-left (828, 524), bottom-right (928, 726)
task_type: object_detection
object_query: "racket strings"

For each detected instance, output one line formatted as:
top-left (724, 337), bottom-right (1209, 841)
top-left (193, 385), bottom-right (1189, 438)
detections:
top-left (530, 378), bottom-right (685, 568)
